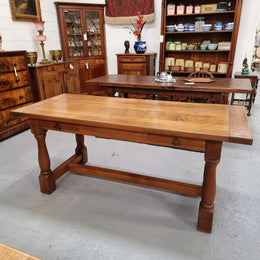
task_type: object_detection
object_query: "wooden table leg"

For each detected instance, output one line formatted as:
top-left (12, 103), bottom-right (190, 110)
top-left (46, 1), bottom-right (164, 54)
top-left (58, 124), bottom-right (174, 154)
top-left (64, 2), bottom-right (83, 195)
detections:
top-left (197, 140), bottom-right (222, 233)
top-left (34, 128), bottom-right (56, 194)
top-left (75, 134), bottom-right (88, 164)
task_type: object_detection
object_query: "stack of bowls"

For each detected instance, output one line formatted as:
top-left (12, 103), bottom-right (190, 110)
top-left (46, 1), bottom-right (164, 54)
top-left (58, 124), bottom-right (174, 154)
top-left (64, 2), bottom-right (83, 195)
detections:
top-left (224, 22), bottom-right (233, 31)
top-left (214, 22), bottom-right (223, 31)
top-left (188, 24), bottom-right (195, 32)
top-left (166, 25), bottom-right (176, 32)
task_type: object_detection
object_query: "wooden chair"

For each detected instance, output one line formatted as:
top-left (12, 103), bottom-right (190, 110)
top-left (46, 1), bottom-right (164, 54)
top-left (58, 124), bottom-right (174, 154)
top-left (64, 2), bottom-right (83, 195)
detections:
top-left (188, 70), bottom-right (214, 79)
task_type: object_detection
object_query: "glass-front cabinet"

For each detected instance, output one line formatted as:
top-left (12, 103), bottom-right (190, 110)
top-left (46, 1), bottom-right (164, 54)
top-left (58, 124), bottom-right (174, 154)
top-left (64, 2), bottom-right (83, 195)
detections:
top-left (55, 2), bottom-right (107, 94)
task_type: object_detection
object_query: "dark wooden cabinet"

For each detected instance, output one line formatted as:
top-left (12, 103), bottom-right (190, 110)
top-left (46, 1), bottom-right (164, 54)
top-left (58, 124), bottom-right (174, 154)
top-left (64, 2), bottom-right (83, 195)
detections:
top-left (55, 2), bottom-right (107, 94)
top-left (0, 51), bottom-right (34, 140)
top-left (159, 0), bottom-right (243, 78)
top-left (29, 61), bottom-right (80, 101)
top-left (117, 53), bottom-right (157, 76)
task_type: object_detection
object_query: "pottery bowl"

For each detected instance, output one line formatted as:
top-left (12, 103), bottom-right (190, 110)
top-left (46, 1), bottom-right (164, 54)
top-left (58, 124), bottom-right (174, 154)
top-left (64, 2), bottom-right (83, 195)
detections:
top-left (207, 43), bottom-right (218, 50)
top-left (200, 44), bottom-right (207, 50)
top-left (166, 25), bottom-right (175, 32)
top-left (203, 24), bottom-right (212, 31)
top-left (187, 45), bottom-right (195, 50)
top-left (27, 52), bottom-right (37, 65)
top-left (50, 50), bottom-right (62, 62)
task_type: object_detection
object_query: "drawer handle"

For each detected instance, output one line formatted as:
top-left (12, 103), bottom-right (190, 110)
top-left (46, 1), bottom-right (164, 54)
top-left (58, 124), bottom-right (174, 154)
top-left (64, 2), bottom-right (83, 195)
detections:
top-left (19, 94), bottom-right (24, 99)
top-left (85, 62), bottom-right (89, 70)
top-left (12, 62), bottom-right (20, 83)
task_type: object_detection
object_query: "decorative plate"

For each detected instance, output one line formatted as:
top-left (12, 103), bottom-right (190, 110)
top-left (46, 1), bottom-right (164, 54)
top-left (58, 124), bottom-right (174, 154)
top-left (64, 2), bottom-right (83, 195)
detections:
top-left (255, 46), bottom-right (260, 59)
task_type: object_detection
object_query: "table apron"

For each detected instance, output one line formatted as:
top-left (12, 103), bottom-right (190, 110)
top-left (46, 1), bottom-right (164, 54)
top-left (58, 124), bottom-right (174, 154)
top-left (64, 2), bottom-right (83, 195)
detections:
top-left (30, 119), bottom-right (206, 152)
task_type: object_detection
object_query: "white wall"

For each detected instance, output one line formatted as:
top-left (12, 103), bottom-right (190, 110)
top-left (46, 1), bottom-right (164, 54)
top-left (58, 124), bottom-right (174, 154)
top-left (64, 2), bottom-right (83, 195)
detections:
top-left (0, 0), bottom-right (259, 75)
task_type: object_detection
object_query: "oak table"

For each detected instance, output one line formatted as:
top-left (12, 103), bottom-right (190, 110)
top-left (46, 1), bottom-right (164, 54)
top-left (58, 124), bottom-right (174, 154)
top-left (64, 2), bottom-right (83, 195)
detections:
top-left (12, 94), bottom-right (253, 233)
top-left (86, 74), bottom-right (252, 104)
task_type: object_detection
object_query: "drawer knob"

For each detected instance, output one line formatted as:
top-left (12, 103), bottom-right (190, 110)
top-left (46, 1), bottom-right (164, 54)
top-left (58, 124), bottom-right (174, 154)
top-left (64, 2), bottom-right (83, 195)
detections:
top-left (19, 94), bottom-right (24, 99)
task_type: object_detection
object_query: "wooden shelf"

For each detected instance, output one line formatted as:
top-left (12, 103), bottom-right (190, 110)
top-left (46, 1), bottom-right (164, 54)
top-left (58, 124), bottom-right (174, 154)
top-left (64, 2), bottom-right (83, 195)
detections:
top-left (166, 10), bottom-right (235, 17)
top-left (166, 30), bottom-right (233, 34)
top-left (168, 70), bottom-right (226, 76)
top-left (166, 50), bottom-right (230, 53)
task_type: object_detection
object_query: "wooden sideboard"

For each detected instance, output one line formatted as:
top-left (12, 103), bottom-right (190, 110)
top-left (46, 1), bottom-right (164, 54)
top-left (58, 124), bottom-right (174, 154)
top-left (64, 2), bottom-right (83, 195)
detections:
top-left (29, 61), bottom-right (80, 101)
top-left (0, 50), bottom-right (34, 140)
top-left (117, 53), bottom-right (157, 76)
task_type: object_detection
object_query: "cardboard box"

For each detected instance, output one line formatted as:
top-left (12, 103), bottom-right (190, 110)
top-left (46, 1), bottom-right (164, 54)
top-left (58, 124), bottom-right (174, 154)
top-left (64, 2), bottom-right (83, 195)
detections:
top-left (200, 4), bottom-right (218, 13)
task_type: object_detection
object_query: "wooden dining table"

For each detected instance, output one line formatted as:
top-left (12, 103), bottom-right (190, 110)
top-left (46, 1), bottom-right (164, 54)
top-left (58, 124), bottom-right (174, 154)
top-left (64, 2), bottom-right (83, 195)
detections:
top-left (12, 94), bottom-right (253, 233)
top-left (86, 74), bottom-right (252, 105)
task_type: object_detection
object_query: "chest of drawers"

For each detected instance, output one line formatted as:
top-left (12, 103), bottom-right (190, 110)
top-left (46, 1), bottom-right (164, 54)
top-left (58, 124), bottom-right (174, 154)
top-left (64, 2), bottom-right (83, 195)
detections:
top-left (0, 51), bottom-right (34, 140)
top-left (117, 53), bottom-right (157, 76)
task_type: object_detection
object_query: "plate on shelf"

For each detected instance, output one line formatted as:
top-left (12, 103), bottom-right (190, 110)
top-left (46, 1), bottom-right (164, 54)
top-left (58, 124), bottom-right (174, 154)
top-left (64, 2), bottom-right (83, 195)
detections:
top-left (185, 78), bottom-right (216, 83)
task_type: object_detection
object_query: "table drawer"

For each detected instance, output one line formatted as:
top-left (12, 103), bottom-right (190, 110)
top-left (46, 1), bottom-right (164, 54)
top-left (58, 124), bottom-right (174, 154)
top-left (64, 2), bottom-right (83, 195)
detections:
top-left (0, 102), bottom-right (32, 131)
top-left (0, 70), bottom-right (30, 91)
top-left (0, 86), bottom-right (33, 110)
top-left (118, 56), bottom-right (146, 63)
top-left (0, 55), bottom-right (28, 72)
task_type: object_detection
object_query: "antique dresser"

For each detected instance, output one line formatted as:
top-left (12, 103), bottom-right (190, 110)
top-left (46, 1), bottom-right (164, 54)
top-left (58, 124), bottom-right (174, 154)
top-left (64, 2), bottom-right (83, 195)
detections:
top-left (0, 51), bottom-right (34, 140)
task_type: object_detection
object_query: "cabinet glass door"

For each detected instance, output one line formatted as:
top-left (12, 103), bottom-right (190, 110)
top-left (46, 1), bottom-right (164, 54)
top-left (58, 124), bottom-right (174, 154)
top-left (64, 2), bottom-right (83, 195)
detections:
top-left (85, 11), bottom-right (102, 56)
top-left (64, 11), bottom-right (84, 57)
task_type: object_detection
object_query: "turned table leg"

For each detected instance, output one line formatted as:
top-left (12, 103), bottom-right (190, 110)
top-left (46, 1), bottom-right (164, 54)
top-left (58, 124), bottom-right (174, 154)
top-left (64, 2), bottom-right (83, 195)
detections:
top-left (34, 128), bottom-right (56, 194)
top-left (197, 140), bottom-right (222, 233)
top-left (75, 134), bottom-right (88, 164)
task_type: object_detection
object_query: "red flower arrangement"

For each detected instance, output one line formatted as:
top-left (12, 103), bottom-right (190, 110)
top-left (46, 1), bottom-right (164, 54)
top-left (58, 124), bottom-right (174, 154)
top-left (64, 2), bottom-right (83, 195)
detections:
top-left (127, 13), bottom-right (146, 42)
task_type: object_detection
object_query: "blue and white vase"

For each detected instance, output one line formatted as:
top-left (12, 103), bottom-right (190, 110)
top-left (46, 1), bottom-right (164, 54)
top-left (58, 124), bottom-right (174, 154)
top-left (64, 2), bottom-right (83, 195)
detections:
top-left (134, 41), bottom-right (147, 54)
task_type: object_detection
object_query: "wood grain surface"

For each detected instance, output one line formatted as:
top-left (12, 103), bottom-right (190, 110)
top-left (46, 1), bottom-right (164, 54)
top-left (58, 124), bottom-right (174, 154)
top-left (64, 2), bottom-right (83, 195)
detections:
top-left (0, 244), bottom-right (41, 260)
top-left (12, 94), bottom-right (253, 145)
top-left (86, 74), bottom-right (252, 93)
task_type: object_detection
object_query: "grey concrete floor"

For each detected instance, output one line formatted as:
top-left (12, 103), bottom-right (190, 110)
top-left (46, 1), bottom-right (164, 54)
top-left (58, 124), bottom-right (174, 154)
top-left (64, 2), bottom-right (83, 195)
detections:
top-left (0, 97), bottom-right (260, 260)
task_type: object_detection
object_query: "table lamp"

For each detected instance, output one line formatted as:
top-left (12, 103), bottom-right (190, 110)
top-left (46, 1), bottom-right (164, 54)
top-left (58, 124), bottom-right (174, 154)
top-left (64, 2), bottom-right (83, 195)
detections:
top-left (33, 21), bottom-right (50, 64)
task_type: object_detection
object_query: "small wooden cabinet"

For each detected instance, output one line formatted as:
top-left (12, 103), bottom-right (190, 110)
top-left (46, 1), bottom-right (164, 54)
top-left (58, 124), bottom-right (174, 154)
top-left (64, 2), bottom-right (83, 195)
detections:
top-left (0, 51), bottom-right (34, 140)
top-left (117, 53), bottom-right (157, 76)
top-left (55, 2), bottom-right (107, 94)
top-left (29, 61), bottom-right (80, 101)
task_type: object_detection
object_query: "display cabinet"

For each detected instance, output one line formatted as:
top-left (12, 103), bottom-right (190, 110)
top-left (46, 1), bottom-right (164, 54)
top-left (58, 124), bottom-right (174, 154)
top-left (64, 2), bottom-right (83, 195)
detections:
top-left (29, 61), bottom-right (80, 101)
top-left (55, 2), bottom-right (107, 94)
top-left (159, 0), bottom-right (243, 78)
top-left (0, 51), bottom-right (34, 140)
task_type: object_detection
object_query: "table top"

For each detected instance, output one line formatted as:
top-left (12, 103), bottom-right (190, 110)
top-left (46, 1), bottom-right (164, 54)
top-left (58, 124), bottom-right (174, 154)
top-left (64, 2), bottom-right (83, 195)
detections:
top-left (12, 94), bottom-right (252, 145)
top-left (87, 74), bottom-right (252, 93)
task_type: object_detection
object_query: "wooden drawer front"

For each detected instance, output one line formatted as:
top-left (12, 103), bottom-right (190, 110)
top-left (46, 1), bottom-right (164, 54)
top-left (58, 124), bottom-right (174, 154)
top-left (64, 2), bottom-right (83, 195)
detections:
top-left (119, 63), bottom-right (147, 75)
top-left (0, 86), bottom-right (33, 110)
top-left (79, 59), bottom-right (105, 67)
top-left (118, 56), bottom-right (146, 63)
top-left (0, 102), bottom-right (32, 131)
top-left (0, 56), bottom-right (27, 73)
top-left (0, 70), bottom-right (30, 91)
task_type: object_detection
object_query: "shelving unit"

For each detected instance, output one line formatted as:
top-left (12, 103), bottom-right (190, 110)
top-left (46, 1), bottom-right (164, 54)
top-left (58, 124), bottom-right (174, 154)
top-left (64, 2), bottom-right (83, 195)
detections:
top-left (159, 0), bottom-right (243, 77)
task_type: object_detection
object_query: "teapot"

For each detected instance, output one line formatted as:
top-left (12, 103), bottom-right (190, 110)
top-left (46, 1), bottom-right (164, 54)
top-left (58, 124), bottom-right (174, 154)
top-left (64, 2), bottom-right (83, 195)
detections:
top-left (176, 23), bottom-right (185, 32)
top-left (157, 71), bottom-right (172, 81)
